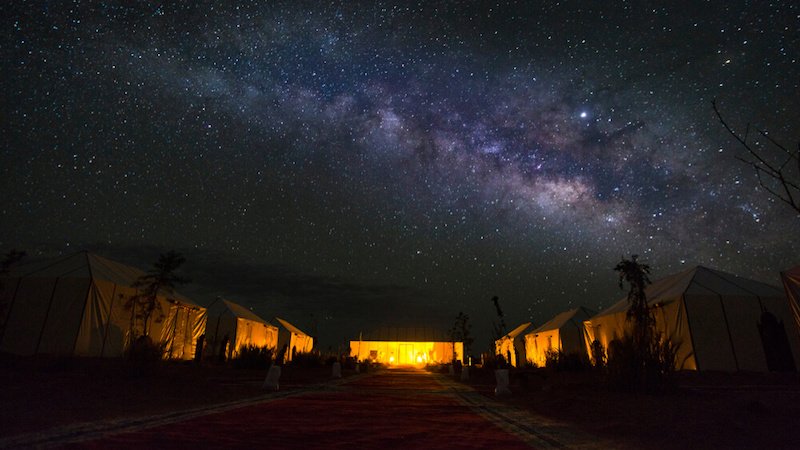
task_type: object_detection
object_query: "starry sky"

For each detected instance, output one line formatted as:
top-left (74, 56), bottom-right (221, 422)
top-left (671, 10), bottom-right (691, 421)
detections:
top-left (2, 1), bottom-right (798, 351)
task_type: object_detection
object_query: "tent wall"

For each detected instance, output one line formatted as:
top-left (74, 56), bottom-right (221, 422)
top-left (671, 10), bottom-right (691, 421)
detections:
top-left (526, 325), bottom-right (588, 367)
top-left (234, 318), bottom-right (277, 355)
top-left (495, 336), bottom-right (525, 367)
top-left (161, 303), bottom-right (203, 360)
top-left (277, 330), bottom-right (313, 361)
top-left (0, 277), bottom-right (91, 356)
top-left (205, 311), bottom-right (236, 360)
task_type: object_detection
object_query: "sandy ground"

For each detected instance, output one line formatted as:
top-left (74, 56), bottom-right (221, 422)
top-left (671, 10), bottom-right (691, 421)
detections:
top-left (3, 356), bottom-right (800, 449)
top-left (59, 369), bottom-right (546, 449)
top-left (460, 367), bottom-right (800, 449)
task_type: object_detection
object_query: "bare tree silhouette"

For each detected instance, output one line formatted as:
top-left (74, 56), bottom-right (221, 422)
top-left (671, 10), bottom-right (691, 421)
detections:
top-left (127, 250), bottom-right (190, 338)
top-left (713, 99), bottom-right (800, 216)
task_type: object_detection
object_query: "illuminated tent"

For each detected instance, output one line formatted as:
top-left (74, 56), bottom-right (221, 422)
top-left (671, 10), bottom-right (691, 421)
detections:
top-left (494, 322), bottom-right (532, 367)
top-left (203, 299), bottom-right (278, 360)
top-left (274, 317), bottom-right (313, 362)
top-left (0, 251), bottom-right (204, 359)
top-left (583, 266), bottom-right (800, 372)
top-left (350, 326), bottom-right (463, 365)
top-left (782, 266), bottom-right (800, 339)
top-left (524, 307), bottom-right (595, 367)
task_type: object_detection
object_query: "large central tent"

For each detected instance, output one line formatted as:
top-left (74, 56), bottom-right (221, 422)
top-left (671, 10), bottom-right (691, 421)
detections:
top-left (0, 251), bottom-right (204, 359)
top-left (350, 326), bottom-right (463, 365)
top-left (583, 266), bottom-right (800, 372)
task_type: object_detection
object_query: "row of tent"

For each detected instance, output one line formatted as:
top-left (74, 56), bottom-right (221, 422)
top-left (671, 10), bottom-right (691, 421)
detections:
top-left (0, 252), bottom-right (314, 361)
top-left (496, 265), bottom-right (800, 372)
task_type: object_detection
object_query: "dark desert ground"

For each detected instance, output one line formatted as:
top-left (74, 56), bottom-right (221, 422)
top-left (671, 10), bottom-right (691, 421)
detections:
top-left (2, 356), bottom-right (800, 449)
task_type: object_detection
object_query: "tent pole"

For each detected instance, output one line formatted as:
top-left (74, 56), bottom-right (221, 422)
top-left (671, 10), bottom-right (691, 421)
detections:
top-left (99, 283), bottom-right (118, 358)
top-left (35, 277), bottom-right (62, 355)
top-left (0, 278), bottom-right (23, 348)
top-left (718, 294), bottom-right (739, 371)
top-left (183, 307), bottom-right (192, 359)
top-left (167, 304), bottom-right (179, 359)
top-left (70, 279), bottom-right (95, 357)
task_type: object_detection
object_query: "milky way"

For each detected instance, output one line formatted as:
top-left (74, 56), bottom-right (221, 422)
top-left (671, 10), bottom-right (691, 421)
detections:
top-left (2, 2), bottom-right (798, 347)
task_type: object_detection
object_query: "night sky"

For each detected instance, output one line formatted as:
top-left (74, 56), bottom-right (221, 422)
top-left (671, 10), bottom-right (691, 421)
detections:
top-left (2, 1), bottom-right (798, 350)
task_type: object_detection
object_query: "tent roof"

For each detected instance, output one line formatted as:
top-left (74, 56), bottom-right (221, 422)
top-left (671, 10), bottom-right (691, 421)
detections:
top-left (274, 317), bottom-right (309, 336)
top-left (217, 299), bottom-right (273, 325)
top-left (532, 306), bottom-right (596, 333)
top-left (592, 265), bottom-right (784, 319)
top-left (499, 322), bottom-right (532, 340)
top-left (359, 326), bottom-right (453, 342)
top-left (5, 251), bottom-right (200, 308)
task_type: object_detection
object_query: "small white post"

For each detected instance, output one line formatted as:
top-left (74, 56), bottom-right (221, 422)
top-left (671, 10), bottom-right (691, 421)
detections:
top-left (332, 361), bottom-right (342, 378)
top-left (494, 369), bottom-right (511, 396)
top-left (262, 364), bottom-right (281, 391)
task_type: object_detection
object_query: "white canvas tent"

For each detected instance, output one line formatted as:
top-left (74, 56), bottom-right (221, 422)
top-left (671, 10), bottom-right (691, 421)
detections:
top-left (494, 322), bottom-right (531, 367)
top-left (274, 317), bottom-right (313, 362)
top-left (583, 266), bottom-right (800, 372)
top-left (0, 251), bottom-right (204, 359)
top-left (782, 266), bottom-right (800, 340)
top-left (525, 307), bottom-right (595, 367)
top-left (203, 299), bottom-right (278, 360)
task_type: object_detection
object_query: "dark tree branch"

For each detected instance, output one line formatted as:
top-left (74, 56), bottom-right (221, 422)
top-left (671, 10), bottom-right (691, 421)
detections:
top-left (713, 99), bottom-right (800, 216)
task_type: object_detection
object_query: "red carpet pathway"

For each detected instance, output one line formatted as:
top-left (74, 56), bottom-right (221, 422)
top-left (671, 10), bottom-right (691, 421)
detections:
top-left (3, 369), bottom-right (606, 449)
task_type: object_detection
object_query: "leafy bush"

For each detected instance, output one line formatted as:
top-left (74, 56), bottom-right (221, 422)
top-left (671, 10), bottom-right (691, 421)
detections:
top-left (481, 352), bottom-right (509, 370)
top-left (607, 331), bottom-right (678, 393)
top-left (231, 345), bottom-right (274, 369)
top-left (125, 335), bottom-right (165, 363)
top-left (291, 351), bottom-right (325, 368)
top-left (544, 349), bottom-right (591, 372)
top-left (590, 339), bottom-right (606, 369)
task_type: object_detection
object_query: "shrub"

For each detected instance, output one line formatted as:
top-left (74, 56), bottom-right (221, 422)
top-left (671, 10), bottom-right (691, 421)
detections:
top-left (590, 339), bottom-right (606, 369)
top-left (607, 331), bottom-right (678, 393)
top-left (291, 351), bottom-right (325, 368)
top-left (481, 352), bottom-right (508, 370)
top-left (232, 345), bottom-right (274, 369)
top-left (544, 349), bottom-right (591, 372)
top-left (125, 335), bottom-right (165, 363)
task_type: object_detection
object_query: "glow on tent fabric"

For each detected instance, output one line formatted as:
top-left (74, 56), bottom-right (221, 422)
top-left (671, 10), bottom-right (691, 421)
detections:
top-left (350, 340), bottom-right (463, 365)
top-left (203, 299), bottom-right (278, 359)
top-left (274, 317), bottom-right (313, 361)
top-left (494, 322), bottom-right (531, 367)
top-left (525, 307), bottom-right (594, 367)
top-left (350, 326), bottom-right (464, 365)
